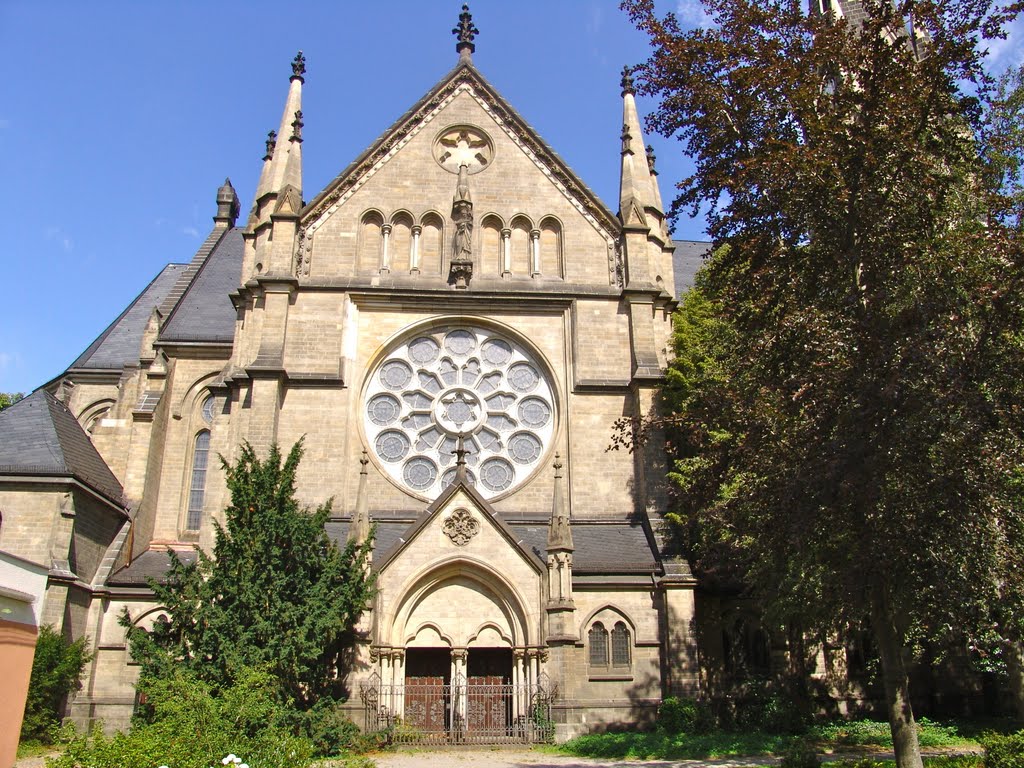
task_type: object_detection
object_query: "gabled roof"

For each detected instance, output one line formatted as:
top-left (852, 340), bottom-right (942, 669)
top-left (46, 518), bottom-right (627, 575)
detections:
top-left (160, 227), bottom-right (244, 342)
top-left (302, 60), bottom-right (620, 238)
top-left (68, 264), bottom-right (186, 371)
top-left (0, 390), bottom-right (125, 506)
top-left (373, 479), bottom-right (545, 574)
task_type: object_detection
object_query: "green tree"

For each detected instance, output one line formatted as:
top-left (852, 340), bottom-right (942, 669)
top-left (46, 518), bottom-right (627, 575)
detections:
top-left (0, 392), bottom-right (24, 411)
top-left (20, 625), bottom-right (91, 743)
top-left (125, 440), bottom-right (375, 718)
top-left (624, 2), bottom-right (1024, 767)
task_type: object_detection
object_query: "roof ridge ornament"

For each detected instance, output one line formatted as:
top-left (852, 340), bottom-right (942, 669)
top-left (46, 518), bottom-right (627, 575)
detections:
top-left (621, 65), bottom-right (635, 96)
top-left (453, 4), bottom-right (479, 62)
top-left (291, 50), bottom-right (306, 81)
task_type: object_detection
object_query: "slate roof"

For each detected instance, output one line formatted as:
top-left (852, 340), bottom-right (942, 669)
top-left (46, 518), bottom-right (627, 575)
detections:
top-left (68, 264), bottom-right (186, 371)
top-left (0, 390), bottom-right (125, 505)
top-left (325, 517), bottom-right (659, 574)
top-left (106, 548), bottom-right (198, 586)
top-left (160, 228), bottom-right (244, 342)
top-left (672, 240), bottom-right (712, 299)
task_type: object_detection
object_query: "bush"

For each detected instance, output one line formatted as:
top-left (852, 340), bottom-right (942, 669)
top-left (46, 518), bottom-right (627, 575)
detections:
top-left (982, 730), bottom-right (1024, 768)
top-left (779, 740), bottom-right (820, 768)
top-left (657, 696), bottom-right (715, 734)
top-left (46, 667), bottom-right (314, 768)
top-left (21, 625), bottom-right (91, 743)
top-left (301, 699), bottom-right (362, 756)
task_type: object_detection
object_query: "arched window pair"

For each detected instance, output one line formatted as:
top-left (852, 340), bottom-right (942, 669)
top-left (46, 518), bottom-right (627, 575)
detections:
top-left (588, 621), bottom-right (631, 669)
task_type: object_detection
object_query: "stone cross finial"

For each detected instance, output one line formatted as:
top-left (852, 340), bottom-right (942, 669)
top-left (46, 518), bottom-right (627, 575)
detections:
top-left (621, 65), bottom-right (635, 96)
top-left (263, 130), bottom-right (277, 161)
top-left (291, 110), bottom-right (304, 142)
top-left (646, 144), bottom-right (657, 174)
top-left (453, 4), bottom-right (479, 59)
top-left (291, 50), bottom-right (306, 80)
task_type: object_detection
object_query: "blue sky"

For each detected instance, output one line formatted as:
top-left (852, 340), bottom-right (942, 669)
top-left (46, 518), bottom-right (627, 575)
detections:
top-left (1, 2), bottom-right (1021, 395)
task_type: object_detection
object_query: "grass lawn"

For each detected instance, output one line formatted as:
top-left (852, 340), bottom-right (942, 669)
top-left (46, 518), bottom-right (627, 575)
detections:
top-left (555, 718), bottom-right (1002, 761)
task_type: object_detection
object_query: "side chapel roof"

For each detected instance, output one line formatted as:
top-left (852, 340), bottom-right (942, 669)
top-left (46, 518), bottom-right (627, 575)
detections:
top-left (0, 390), bottom-right (126, 506)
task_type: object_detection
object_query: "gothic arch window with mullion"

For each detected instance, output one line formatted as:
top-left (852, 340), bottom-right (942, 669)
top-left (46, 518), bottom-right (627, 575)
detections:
top-left (588, 622), bottom-right (609, 667)
top-left (185, 430), bottom-right (211, 532)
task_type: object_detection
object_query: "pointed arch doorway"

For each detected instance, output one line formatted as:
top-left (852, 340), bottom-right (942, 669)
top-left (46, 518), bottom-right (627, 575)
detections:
top-left (362, 562), bottom-right (554, 744)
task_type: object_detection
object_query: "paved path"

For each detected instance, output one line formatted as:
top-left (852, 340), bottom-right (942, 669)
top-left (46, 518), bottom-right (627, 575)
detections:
top-left (370, 750), bottom-right (779, 768)
top-left (17, 745), bottom-right (980, 768)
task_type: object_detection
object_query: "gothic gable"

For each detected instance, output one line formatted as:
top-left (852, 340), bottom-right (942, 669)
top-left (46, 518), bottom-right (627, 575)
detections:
top-left (296, 63), bottom-right (621, 284)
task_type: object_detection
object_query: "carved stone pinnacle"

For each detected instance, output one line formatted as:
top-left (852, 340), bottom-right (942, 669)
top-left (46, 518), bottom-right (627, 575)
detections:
top-left (264, 130), bottom-right (277, 161)
top-left (646, 144), bottom-right (657, 174)
top-left (291, 51), bottom-right (306, 80)
top-left (621, 65), bottom-right (635, 96)
top-left (453, 4), bottom-right (479, 58)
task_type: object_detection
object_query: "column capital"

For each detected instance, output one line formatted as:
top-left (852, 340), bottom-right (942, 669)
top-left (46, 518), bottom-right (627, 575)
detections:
top-left (451, 648), bottom-right (468, 662)
top-left (381, 222), bottom-right (393, 235)
top-left (500, 228), bottom-right (511, 238)
top-left (411, 224), bottom-right (422, 236)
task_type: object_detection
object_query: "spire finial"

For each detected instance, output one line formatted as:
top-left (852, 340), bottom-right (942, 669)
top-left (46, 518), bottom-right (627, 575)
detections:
top-left (646, 144), bottom-right (657, 175)
top-left (453, 4), bottom-right (479, 61)
top-left (291, 110), bottom-right (304, 142)
top-left (263, 130), bottom-right (277, 161)
top-left (291, 51), bottom-right (306, 81)
top-left (553, 452), bottom-right (563, 478)
top-left (621, 65), bottom-right (635, 96)
top-left (360, 449), bottom-right (369, 473)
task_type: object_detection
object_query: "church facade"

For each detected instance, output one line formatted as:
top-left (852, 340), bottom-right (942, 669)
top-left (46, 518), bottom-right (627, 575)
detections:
top-left (0, 9), bottom-right (701, 740)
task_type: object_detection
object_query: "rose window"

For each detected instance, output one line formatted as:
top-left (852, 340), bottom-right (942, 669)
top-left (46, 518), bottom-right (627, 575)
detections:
top-left (363, 326), bottom-right (556, 500)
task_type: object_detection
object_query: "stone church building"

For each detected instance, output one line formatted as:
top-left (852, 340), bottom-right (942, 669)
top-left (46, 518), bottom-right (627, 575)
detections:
top-left (0, 7), bottom-right (728, 742)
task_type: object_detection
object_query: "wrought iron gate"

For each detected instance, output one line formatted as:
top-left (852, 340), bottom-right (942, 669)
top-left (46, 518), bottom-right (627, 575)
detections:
top-left (360, 671), bottom-right (556, 744)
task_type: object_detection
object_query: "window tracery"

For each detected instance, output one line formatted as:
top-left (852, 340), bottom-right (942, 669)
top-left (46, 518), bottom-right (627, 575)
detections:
top-left (363, 325), bottom-right (556, 500)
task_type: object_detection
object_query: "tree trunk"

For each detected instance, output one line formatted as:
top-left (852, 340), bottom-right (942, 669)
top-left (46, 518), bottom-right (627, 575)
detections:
top-left (870, 585), bottom-right (923, 768)
top-left (1005, 637), bottom-right (1024, 721)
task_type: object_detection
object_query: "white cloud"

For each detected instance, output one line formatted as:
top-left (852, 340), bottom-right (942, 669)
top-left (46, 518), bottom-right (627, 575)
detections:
top-left (182, 225), bottom-right (201, 238)
top-left (676, 0), bottom-right (714, 29)
top-left (44, 226), bottom-right (73, 253)
top-left (984, 15), bottom-right (1024, 70)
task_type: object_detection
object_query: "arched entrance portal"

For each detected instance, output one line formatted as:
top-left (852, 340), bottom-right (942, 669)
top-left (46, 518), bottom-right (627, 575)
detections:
top-left (363, 563), bottom-right (554, 744)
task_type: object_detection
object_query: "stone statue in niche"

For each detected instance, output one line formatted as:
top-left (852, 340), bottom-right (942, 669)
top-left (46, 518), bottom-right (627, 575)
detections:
top-left (449, 163), bottom-right (474, 288)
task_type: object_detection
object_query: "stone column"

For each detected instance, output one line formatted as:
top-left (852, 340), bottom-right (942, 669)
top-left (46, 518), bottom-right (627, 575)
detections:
top-left (380, 223), bottom-right (392, 274)
top-left (501, 228), bottom-right (511, 276)
top-left (392, 650), bottom-right (406, 716)
top-left (451, 648), bottom-right (468, 728)
top-left (512, 649), bottom-right (525, 719)
top-left (530, 229), bottom-right (541, 276)
top-left (411, 225), bottom-right (421, 274)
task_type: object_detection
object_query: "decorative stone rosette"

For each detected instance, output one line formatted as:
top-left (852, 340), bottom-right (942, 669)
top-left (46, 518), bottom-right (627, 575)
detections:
top-left (363, 325), bottom-right (556, 500)
top-left (443, 508), bottom-right (479, 545)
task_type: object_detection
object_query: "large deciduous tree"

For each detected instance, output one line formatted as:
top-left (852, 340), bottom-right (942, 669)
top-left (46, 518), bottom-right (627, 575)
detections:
top-left (623, 1), bottom-right (1024, 766)
top-left (125, 440), bottom-right (375, 716)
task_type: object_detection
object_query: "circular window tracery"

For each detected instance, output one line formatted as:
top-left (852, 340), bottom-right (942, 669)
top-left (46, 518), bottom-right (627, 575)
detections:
top-left (364, 325), bottom-right (557, 500)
